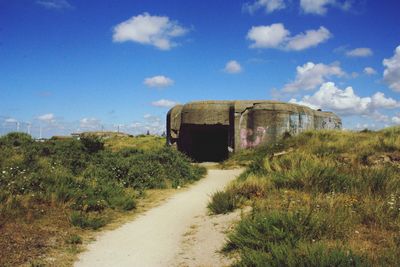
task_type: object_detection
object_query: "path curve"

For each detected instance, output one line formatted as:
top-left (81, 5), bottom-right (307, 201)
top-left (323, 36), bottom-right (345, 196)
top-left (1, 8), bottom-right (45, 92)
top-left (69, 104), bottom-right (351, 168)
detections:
top-left (75, 169), bottom-right (242, 267)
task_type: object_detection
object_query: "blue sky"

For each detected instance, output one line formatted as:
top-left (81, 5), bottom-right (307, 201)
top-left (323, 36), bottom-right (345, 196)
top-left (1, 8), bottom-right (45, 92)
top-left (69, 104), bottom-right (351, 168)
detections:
top-left (1, 0), bottom-right (400, 137)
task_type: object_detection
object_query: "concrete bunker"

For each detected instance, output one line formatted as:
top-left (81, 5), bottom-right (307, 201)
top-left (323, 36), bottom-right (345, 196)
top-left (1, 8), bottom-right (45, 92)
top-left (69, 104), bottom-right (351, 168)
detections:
top-left (167, 100), bottom-right (341, 162)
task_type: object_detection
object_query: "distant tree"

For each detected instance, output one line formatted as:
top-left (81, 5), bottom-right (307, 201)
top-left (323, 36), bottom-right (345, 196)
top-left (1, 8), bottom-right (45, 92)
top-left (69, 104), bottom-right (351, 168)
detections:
top-left (161, 131), bottom-right (166, 137)
top-left (146, 130), bottom-right (150, 136)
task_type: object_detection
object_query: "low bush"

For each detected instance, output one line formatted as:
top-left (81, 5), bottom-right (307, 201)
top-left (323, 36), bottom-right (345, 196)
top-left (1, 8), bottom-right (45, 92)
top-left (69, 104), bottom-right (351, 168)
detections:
top-left (80, 135), bottom-right (104, 153)
top-left (70, 211), bottom-right (106, 230)
top-left (208, 190), bottom-right (238, 214)
top-left (235, 242), bottom-right (369, 267)
top-left (228, 176), bottom-right (272, 200)
top-left (226, 209), bottom-right (367, 266)
top-left (65, 234), bottom-right (82, 245)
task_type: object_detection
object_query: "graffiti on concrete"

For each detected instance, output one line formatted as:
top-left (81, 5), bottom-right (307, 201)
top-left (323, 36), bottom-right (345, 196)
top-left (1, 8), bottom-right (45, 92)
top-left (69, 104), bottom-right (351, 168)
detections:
top-left (322, 117), bottom-right (341, 129)
top-left (240, 126), bottom-right (267, 148)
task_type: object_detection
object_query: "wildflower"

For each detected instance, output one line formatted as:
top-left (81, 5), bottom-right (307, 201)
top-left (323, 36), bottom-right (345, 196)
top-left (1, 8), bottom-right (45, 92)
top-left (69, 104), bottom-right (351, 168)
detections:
top-left (2, 170), bottom-right (6, 174)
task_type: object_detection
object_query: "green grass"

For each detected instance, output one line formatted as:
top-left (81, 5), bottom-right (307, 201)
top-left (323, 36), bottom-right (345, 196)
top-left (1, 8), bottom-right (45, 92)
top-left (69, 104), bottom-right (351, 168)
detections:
top-left (70, 211), bottom-right (106, 230)
top-left (207, 190), bottom-right (238, 214)
top-left (104, 134), bottom-right (165, 152)
top-left (210, 127), bottom-right (400, 266)
top-left (0, 132), bottom-right (206, 266)
top-left (65, 234), bottom-right (82, 245)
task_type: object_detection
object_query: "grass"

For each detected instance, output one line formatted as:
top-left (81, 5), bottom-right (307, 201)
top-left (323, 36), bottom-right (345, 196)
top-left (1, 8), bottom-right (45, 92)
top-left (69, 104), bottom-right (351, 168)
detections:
top-left (209, 127), bottom-right (400, 266)
top-left (208, 190), bottom-right (238, 214)
top-left (104, 134), bottom-right (165, 152)
top-left (65, 234), bottom-right (82, 245)
top-left (0, 132), bottom-right (206, 266)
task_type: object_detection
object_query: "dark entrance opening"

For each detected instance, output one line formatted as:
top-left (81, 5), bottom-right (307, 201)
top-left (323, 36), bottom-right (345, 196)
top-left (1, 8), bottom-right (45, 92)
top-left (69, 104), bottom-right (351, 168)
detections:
top-left (178, 124), bottom-right (229, 162)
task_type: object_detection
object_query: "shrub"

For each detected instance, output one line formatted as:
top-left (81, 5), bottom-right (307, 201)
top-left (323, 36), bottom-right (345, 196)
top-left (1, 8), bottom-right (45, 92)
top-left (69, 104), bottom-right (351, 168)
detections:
top-left (0, 132), bottom-right (33, 147)
top-left (228, 176), bottom-right (272, 200)
top-left (70, 211), bottom-right (106, 230)
top-left (80, 135), bottom-right (104, 153)
top-left (263, 153), bottom-right (353, 194)
top-left (225, 210), bottom-right (320, 252)
top-left (65, 234), bottom-right (82, 245)
top-left (107, 194), bottom-right (136, 211)
top-left (235, 242), bottom-right (369, 267)
top-left (208, 190), bottom-right (238, 214)
top-left (226, 209), bottom-right (363, 266)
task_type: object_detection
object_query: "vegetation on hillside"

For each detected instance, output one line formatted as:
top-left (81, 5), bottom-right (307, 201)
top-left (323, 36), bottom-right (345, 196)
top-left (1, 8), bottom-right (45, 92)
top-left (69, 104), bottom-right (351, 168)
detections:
top-left (103, 133), bottom-right (166, 152)
top-left (0, 132), bottom-right (205, 266)
top-left (210, 127), bottom-right (400, 266)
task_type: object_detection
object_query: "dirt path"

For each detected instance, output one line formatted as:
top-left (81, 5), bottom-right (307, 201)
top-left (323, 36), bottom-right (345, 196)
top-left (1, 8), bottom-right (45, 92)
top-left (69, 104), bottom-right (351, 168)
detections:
top-left (75, 169), bottom-right (243, 267)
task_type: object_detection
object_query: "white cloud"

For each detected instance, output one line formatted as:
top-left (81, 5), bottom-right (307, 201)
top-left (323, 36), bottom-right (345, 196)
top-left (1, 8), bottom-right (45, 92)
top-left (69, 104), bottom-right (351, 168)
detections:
top-left (144, 75), bottom-right (174, 88)
top-left (141, 114), bottom-right (164, 134)
top-left (37, 113), bottom-right (55, 122)
top-left (247, 24), bottom-right (331, 51)
top-left (283, 62), bottom-right (344, 92)
top-left (346, 47), bottom-right (373, 57)
top-left (351, 72), bottom-right (359, 78)
top-left (383, 45), bottom-right (400, 92)
top-left (36, 0), bottom-right (72, 9)
top-left (286, 26), bottom-right (331, 51)
top-left (224, 60), bottom-right (242, 74)
top-left (112, 13), bottom-right (189, 50)
top-left (355, 123), bottom-right (372, 130)
top-left (370, 92), bottom-right (399, 109)
top-left (247, 23), bottom-right (289, 49)
top-left (289, 82), bottom-right (400, 119)
top-left (300, 0), bottom-right (334, 15)
top-left (80, 118), bottom-right (101, 129)
top-left (392, 114), bottom-right (400, 124)
top-left (151, 99), bottom-right (178, 108)
top-left (243, 0), bottom-right (286, 14)
top-left (5, 118), bottom-right (17, 123)
top-left (364, 67), bottom-right (377, 75)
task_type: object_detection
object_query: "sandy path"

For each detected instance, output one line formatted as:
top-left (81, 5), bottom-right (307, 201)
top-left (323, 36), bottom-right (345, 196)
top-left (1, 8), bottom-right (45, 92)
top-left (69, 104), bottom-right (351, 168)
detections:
top-left (75, 169), bottom-right (243, 267)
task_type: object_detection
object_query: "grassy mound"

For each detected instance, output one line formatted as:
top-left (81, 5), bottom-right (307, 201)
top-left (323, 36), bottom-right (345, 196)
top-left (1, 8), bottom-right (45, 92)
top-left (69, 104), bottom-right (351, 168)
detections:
top-left (210, 127), bottom-right (400, 266)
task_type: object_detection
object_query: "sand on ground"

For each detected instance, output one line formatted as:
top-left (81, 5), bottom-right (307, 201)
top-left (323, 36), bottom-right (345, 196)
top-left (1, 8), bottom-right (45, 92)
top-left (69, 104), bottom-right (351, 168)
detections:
top-left (75, 168), bottom-right (243, 267)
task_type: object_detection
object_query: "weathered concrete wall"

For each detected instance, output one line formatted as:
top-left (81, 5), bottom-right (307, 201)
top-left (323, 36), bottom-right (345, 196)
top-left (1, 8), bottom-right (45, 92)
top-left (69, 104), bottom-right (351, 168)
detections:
top-left (167, 100), bottom-right (341, 160)
top-left (166, 105), bottom-right (183, 145)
